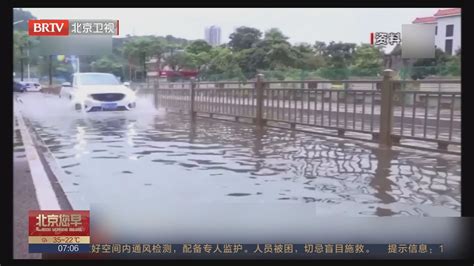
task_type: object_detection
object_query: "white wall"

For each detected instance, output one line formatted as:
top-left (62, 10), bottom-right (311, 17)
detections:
top-left (435, 16), bottom-right (461, 55)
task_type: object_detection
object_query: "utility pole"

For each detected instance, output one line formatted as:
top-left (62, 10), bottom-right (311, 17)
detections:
top-left (128, 56), bottom-right (132, 81)
top-left (27, 44), bottom-right (30, 80)
top-left (142, 52), bottom-right (147, 82)
top-left (20, 45), bottom-right (24, 81)
top-left (48, 55), bottom-right (53, 86)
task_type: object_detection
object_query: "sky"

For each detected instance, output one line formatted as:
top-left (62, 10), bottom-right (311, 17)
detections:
top-left (23, 8), bottom-right (442, 50)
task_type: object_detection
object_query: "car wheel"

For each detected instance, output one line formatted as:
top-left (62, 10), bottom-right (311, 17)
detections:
top-left (75, 103), bottom-right (82, 111)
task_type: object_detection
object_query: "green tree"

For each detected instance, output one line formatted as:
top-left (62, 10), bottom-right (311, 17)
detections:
top-left (313, 41), bottom-right (327, 56)
top-left (323, 41), bottom-right (356, 68)
top-left (257, 28), bottom-right (298, 69)
top-left (13, 31), bottom-right (32, 79)
top-left (164, 52), bottom-right (195, 71)
top-left (148, 36), bottom-right (166, 74)
top-left (410, 48), bottom-right (449, 80)
top-left (438, 53), bottom-right (460, 77)
top-left (351, 44), bottom-right (384, 77)
top-left (188, 52), bottom-right (211, 80)
top-left (264, 28), bottom-right (289, 44)
top-left (186, 40), bottom-right (212, 54)
top-left (122, 37), bottom-right (154, 80)
top-left (13, 9), bottom-right (41, 79)
top-left (293, 43), bottom-right (325, 70)
top-left (228, 27), bottom-right (262, 51)
top-left (164, 35), bottom-right (189, 47)
top-left (233, 28), bottom-right (294, 78)
top-left (206, 47), bottom-right (244, 80)
top-left (264, 42), bottom-right (298, 69)
top-left (318, 41), bottom-right (356, 80)
top-left (13, 31), bottom-right (28, 64)
top-left (135, 38), bottom-right (154, 77)
top-left (294, 43), bottom-right (313, 54)
top-left (236, 47), bottom-right (268, 78)
top-left (90, 56), bottom-right (123, 79)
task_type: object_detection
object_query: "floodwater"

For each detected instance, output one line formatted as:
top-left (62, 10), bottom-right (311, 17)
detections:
top-left (14, 93), bottom-right (461, 218)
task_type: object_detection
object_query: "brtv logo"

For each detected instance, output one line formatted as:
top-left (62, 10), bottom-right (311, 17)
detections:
top-left (28, 20), bottom-right (69, 36)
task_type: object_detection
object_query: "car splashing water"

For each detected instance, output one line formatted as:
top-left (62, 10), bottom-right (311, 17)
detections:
top-left (15, 93), bottom-right (461, 217)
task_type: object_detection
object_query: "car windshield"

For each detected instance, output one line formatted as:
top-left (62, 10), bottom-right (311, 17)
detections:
top-left (77, 73), bottom-right (120, 86)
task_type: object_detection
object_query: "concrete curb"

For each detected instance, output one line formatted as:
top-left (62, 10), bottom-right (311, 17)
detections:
top-left (15, 107), bottom-right (61, 210)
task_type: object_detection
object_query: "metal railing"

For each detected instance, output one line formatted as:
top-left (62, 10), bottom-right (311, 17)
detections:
top-left (156, 88), bottom-right (191, 113)
top-left (261, 81), bottom-right (382, 135)
top-left (153, 71), bottom-right (461, 153)
top-left (391, 80), bottom-right (461, 148)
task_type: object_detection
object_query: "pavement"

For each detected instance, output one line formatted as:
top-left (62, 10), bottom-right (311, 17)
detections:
top-left (13, 120), bottom-right (41, 259)
top-left (13, 100), bottom-right (73, 260)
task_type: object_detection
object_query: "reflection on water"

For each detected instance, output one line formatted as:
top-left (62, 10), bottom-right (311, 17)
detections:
top-left (18, 94), bottom-right (461, 216)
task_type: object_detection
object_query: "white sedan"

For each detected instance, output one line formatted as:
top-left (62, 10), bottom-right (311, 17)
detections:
top-left (60, 72), bottom-right (136, 112)
top-left (22, 81), bottom-right (42, 92)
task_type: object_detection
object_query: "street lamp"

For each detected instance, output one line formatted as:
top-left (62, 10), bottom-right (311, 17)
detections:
top-left (27, 43), bottom-right (30, 80)
top-left (13, 20), bottom-right (24, 25)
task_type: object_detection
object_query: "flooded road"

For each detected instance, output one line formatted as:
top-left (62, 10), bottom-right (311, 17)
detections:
top-left (15, 93), bottom-right (461, 217)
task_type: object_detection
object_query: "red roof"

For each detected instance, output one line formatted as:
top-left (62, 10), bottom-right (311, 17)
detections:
top-left (412, 16), bottom-right (437, 23)
top-left (434, 8), bottom-right (461, 17)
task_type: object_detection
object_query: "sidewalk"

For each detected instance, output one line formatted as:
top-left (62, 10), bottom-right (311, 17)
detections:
top-left (13, 119), bottom-right (41, 259)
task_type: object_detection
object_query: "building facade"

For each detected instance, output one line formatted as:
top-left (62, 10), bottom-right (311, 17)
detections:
top-left (412, 8), bottom-right (461, 55)
top-left (204, 25), bottom-right (221, 46)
